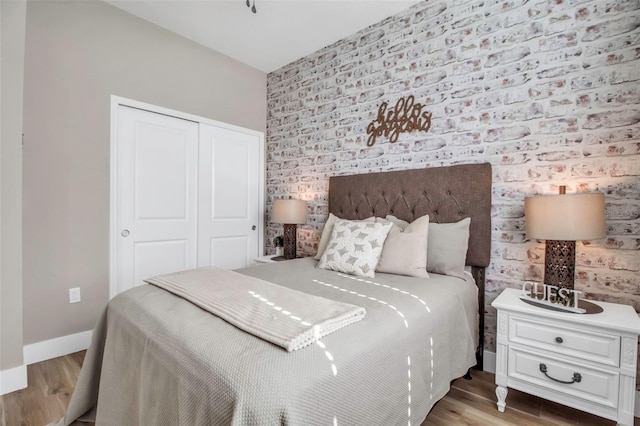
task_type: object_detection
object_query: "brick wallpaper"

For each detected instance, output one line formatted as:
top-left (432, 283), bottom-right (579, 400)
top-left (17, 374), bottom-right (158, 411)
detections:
top-left (265, 0), bottom-right (640, 359)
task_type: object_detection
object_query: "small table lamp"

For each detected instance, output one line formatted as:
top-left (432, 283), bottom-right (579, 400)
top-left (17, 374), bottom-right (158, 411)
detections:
top-left (524, 186), bottom-right (606, 290)
top-left (272, 199), bottom-right (308, 260)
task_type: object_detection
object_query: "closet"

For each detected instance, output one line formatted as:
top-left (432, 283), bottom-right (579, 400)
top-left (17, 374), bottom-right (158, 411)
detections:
top-left (110, 98), bottom-right (264, 297)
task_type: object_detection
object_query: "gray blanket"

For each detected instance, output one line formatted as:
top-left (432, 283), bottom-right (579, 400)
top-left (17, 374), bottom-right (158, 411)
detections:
top-left (144, 267), bottom-right (365, 351)
top-left (52, 258), bottom-right (478, 425)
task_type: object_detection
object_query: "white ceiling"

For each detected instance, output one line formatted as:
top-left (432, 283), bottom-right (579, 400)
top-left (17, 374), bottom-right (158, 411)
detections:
top-left (105, 0), bottom-right (422, 73)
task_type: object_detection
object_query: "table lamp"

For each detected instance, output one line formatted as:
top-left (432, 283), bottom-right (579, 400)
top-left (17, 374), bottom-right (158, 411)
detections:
top-left (524, 186), bottom-right (606, 290)
top-left (272, 198), bottom-right (308, 259)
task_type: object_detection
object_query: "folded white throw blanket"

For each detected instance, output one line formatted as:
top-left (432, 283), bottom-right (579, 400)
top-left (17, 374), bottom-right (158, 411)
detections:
top-left (145, 267), bottom-right (366, 351)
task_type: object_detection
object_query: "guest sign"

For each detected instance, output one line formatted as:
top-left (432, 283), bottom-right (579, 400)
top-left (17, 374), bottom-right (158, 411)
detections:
top-left (366, 95), bottom-right (432, 147)
top-left (520, 281), bottom-right (585, 314)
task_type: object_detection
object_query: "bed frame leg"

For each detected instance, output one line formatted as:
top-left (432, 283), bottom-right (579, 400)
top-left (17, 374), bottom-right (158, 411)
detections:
top-left (472, 266), bottom-right (485, 372)
top-left (463, 369), bottom-right (472, 380)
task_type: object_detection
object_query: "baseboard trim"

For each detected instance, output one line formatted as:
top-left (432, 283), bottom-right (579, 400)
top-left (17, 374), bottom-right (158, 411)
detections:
top-left (23, 330), bottom-right (92, 366)
top-left (483, 349), bottom-right (640, 417)
top-left (483, 349), bottom-right (496, 374)
top-left (0, 364), bottom-right (27, 395)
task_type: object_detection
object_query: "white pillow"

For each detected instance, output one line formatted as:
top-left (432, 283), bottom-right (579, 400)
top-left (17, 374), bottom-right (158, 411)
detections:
top-left (314, 213), bottom-right (375, 260)
top-left (376, 215), bottom-right (430, 278)
top-left (386, 215), bottom-right (470, 280)
top-left (318, 219), bottom-right (392, 278)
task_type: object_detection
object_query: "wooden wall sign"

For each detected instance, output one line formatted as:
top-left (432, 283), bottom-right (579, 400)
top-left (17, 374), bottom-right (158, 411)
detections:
top-left (366, 95), bottom-right (432, 147)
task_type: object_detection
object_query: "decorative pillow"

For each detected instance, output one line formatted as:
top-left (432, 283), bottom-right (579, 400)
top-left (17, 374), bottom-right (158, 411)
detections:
top-left (386, 215), bottom-right (471, 280)
top-left (318, 219), bottom-right (393, 278)
top-left (376, 215), bottom-right (430, 278)
top-left (426, 218), bottom-right (471, 279)
top-left (385, 215), bottom-right (410, 229)
top-left (314, 213), bottom-right (375, 260)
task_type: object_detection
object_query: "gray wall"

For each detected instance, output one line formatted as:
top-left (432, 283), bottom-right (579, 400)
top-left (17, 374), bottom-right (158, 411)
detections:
top-left (1, 0), bottom-right (26, 371)
top-left (265, 0), bottom-right (640, 358)
top-left (22, 0), bottom-right (266, 344)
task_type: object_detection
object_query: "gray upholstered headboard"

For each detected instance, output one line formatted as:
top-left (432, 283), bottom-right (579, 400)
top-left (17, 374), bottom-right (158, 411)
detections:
top-left (328, 162), bottom-right (492, 268)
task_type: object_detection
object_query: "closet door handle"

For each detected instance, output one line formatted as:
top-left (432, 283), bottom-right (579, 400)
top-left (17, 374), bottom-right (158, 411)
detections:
top-left (252, 225), bottom-right (256, 230)
top-left (121, 229), bottom-right (130, 237)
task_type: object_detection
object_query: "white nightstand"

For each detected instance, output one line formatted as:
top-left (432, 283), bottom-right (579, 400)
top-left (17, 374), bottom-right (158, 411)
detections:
top-left (492, 288), bottom-right (640, 426)
top-left (254, 255), bottom-right (292, 264)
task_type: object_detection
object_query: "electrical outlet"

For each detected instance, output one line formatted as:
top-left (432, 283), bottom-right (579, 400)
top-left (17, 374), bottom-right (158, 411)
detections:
top-left (69, 287), bottom-right (81, 304)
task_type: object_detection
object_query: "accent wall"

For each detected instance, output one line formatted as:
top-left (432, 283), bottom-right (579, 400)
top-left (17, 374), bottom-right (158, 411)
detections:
top-left (265, 0), bottom-right (640, 366)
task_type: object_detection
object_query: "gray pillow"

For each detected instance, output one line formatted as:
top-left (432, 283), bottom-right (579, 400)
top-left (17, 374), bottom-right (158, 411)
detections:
top-left (386, 215), bottom-right (470, 280)
top-left (376, 215), bottom-right (430, 278)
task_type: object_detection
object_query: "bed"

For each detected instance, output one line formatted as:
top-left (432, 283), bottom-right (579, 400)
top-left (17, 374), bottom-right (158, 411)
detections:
top-left (52, 162), bottom-right (492, 426)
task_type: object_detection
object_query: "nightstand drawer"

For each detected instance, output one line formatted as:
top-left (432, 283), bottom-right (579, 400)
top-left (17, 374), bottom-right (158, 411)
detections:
top-left (509, 316), bottom-right (620, 367)
top-left (509, 347), bottom-right (619, 408)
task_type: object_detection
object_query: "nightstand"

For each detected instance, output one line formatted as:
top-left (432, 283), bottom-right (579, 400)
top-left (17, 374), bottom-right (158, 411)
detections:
top-left (254, 255), bottom-right (291, 264)
top-left (492, 288), bottom-right (640, 426)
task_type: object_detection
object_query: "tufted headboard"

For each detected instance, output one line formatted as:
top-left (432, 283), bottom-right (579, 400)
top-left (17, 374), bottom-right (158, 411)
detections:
top-left (328, 163), bottom-right (492, 268)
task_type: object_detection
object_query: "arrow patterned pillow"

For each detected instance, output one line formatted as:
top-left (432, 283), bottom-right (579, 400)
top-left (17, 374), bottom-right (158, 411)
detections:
top-left (318, 219), bottom-right (393, 278)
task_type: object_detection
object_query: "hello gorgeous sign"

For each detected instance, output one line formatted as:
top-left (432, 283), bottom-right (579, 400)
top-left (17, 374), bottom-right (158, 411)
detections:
top-left (366, 95), bottom-right (432, 147)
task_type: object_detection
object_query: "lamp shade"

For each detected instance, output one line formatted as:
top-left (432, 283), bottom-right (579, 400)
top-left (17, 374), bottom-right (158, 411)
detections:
top-left (272, 199), bottom-right (307, 224)
top-left (525, 192), bottom-right (606, 241)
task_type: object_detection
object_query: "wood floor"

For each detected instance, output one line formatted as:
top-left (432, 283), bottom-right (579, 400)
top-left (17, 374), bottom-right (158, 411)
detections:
top-left (0, 352), bottom-right (85, 426)
top-left (1, 351), bottom-right (637, 425)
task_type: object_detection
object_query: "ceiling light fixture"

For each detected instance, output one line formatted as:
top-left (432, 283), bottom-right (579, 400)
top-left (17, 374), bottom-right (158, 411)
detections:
top-left (245, 0), bottom-right (256, 14)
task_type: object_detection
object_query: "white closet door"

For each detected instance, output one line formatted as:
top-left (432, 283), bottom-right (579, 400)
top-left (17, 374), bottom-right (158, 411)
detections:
top-left (114, 105), bottom-right (199, 295)
top-left (198, 124), bottom-right (260, 270)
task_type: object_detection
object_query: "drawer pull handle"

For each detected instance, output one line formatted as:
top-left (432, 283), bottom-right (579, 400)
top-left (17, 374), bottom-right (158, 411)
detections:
top-left (555, 337), bottom-right (563, 344)
top-left (539, 363), bottom-right (582, 384)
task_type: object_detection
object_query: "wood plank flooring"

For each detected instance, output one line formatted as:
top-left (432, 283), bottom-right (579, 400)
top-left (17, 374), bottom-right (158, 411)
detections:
top-left (0, 352), bottom-right (85, 426)
top-left (1, 351), bottom-right (637, 425)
